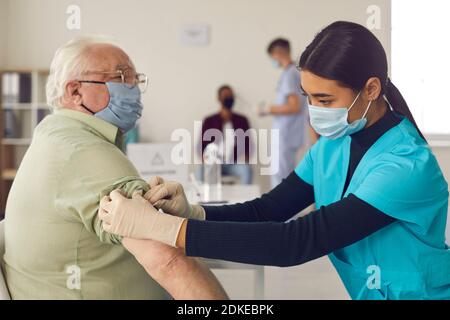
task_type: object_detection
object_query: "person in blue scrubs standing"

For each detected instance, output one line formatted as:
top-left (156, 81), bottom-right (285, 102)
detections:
top-left (99, 21), bottom-right (450, 300)
top-left (260, 38), bottom-right (309, 187)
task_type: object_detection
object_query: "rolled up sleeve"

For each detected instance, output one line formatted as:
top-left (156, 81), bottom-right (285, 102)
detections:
top-left (55, 144), bottom-right (149, 245)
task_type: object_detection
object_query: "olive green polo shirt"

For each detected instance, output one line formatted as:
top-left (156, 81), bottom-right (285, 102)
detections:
top-left (3, 108), bottom-right (170, 299)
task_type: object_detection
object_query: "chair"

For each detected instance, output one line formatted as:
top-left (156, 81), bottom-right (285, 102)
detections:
top-left (0, 220), bottom-right (11, 300)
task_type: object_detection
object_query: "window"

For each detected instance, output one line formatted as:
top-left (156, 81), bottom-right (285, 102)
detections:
top-left (391, 0), bottom-right (450, 137)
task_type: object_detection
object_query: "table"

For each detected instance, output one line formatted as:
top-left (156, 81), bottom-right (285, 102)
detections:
top-left (186, 184), bottom-right (265, 299)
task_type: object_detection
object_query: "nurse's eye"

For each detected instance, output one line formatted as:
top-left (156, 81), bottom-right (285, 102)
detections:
top-left (319, 100), bottom-right (333, 106)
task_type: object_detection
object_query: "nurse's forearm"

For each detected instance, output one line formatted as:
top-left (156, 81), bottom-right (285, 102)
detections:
top-left (181, 194), bottom-right (395, 267)
top-left (204, 172), bottom-right (314, 223)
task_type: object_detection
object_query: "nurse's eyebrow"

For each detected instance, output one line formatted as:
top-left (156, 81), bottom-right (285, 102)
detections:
top-left (300, 85), bottom-right (333, 98)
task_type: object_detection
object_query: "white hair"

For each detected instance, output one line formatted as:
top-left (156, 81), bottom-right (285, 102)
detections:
top-left (46, 35), bottom-right (116, 109)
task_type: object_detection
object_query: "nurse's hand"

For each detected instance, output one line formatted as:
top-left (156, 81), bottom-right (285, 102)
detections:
top-left (144, 176), bottom-right (205, 220)
top-left (99, 190), bottom-right (185, 247)
top-left (123, 238), bottom-right (229, 300)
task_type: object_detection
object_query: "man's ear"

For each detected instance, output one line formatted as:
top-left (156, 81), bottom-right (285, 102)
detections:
top-left (63, 80), bottom-right (82, 105)
top-left (364, 77), bottom-right (382, 101)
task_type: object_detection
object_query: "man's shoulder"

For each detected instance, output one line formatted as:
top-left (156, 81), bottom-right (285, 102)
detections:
top-left (36, 113), bottom-right (116, 150)
top-left (35, 114), bottom-right (133, 175)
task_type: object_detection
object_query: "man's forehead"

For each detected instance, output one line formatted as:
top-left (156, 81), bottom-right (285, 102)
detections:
top-left (84, 44), bottom-right (134, 71)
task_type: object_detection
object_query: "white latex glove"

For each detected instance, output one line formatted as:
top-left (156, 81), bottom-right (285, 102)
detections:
top-left (99, 189), bottom-right (185, 247)
top-left (144, 176), bottom-right (205, 220)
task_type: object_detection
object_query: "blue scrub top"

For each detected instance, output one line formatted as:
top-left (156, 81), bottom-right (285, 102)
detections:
top-left (273, 64), bottom-right (308, 149)
top-left (295, 115), bottom-right (450, 299)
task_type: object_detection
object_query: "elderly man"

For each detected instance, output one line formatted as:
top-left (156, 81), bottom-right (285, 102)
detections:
top-left (3, 37), bottom-right (227, 300)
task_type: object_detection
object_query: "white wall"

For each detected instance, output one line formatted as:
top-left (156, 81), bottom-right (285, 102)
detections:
top-left (2, 0), bottom-right (391, 190)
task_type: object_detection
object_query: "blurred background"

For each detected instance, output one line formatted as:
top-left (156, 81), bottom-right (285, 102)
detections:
top-left (0, 0), bottom-right (395, 191)
top-left (0, 0), bottom-right (448, 299)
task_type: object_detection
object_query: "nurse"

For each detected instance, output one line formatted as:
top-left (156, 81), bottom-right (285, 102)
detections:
top-left (99, 21), bottom-right (450, 299)
top-left (260, 38), bottom-right (308, 187)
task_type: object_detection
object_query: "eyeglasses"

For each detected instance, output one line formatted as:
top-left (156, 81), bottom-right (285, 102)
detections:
top-left (79, 69), bottom-right (148, 93)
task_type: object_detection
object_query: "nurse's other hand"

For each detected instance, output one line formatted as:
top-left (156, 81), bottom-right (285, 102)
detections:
top-left (99, 189), bottom-right (185, 247)
top-left (144, 177), bottom-right (205, 220)
top-left (147, 175), bottom-right (165, 189)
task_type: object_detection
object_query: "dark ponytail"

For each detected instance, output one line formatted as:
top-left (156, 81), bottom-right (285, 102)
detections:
top-left (298, 21), bottom-right (426, 141)
top-left (384, 78), bottom-right (425, 140)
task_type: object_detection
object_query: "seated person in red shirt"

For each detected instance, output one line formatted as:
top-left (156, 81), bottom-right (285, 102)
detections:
top-left (197, 85), bottom-right (252, 184)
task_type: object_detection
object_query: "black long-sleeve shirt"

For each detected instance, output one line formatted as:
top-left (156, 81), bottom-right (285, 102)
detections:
top-left (186, 109), bottom-right (402, 267)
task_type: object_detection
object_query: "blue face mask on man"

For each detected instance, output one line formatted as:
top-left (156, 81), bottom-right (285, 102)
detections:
top-left (81, 82), bottom-right (143, 133)
top-left (308, 91), bottom-right (372, 139)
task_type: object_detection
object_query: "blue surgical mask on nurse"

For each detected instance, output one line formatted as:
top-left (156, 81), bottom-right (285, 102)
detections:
top-left (308, 91), bottom-right (372, 139)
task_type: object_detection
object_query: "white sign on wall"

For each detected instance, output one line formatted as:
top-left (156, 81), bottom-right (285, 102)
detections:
top-left (180, 24), bottom-right (210, 46)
